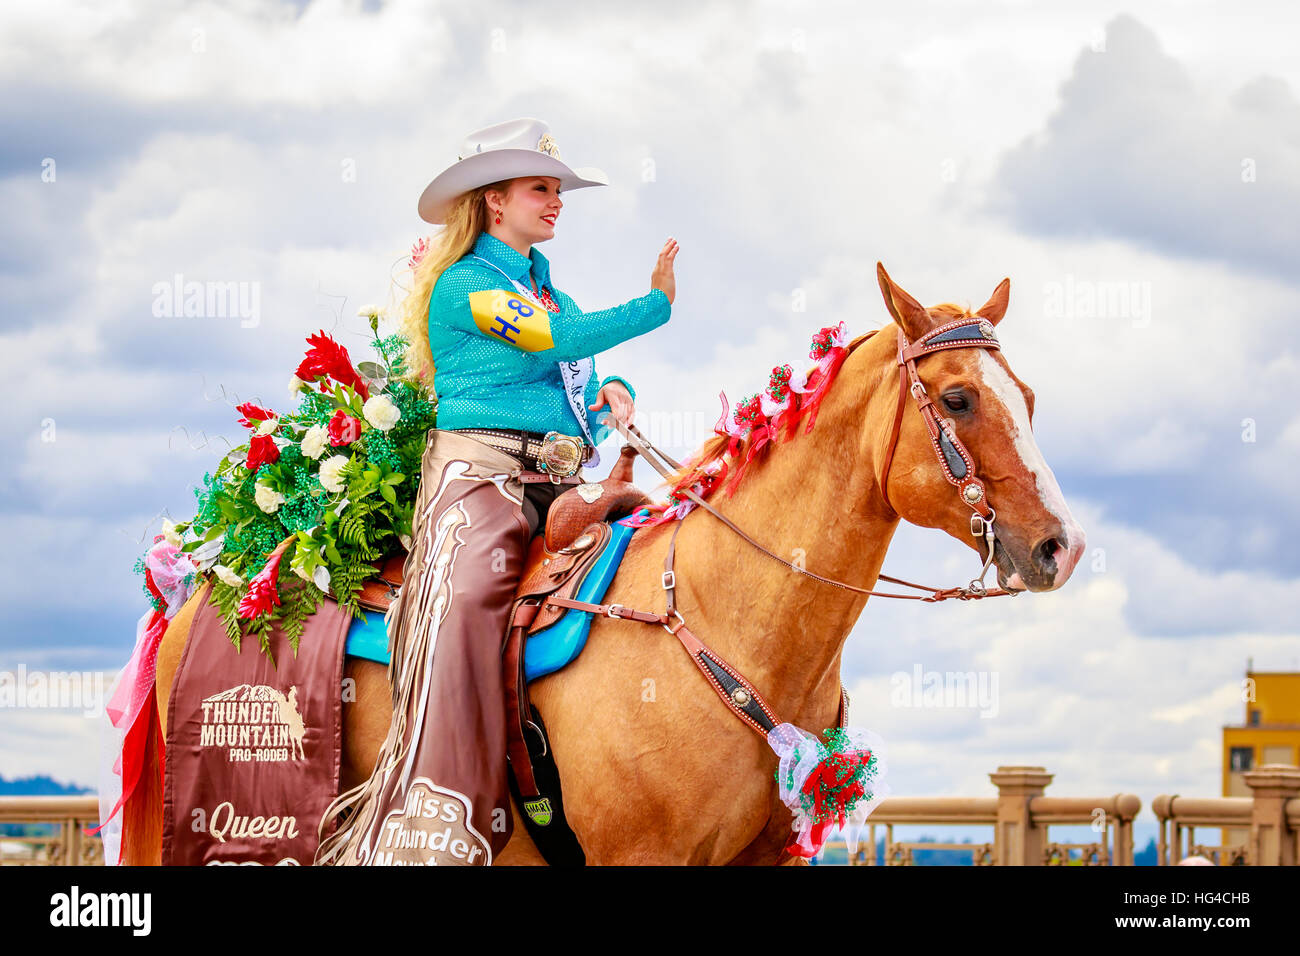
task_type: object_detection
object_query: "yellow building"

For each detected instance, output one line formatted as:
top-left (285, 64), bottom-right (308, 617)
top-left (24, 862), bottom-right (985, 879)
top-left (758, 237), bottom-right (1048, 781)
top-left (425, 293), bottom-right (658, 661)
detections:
top-left (1222, 668), bottom-right (1300, 846)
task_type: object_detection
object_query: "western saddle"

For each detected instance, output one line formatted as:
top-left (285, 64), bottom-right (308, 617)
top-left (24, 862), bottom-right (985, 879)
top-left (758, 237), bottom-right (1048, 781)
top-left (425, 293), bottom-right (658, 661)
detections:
top-left (353, 442), bottom-right (652, 631)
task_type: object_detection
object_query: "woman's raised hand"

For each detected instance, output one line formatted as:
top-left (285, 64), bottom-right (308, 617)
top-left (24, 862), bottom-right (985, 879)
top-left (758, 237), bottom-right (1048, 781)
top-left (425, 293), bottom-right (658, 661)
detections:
top-left (651, 237), bottom-right (679, 304)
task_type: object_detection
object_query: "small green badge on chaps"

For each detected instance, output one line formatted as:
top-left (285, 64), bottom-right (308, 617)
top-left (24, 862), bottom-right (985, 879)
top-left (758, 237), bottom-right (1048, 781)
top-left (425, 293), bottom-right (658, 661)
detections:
top-left (524, 798), bottom-right (553, 827)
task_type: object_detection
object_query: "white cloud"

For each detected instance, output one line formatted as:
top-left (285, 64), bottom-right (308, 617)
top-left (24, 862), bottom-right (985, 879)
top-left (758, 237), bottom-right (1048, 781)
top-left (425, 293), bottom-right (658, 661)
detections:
top-left (0, 705), bottom-right (110, 791)
top-left (0, 0), bottom-right (454, 108)
top-left (991, 13), bottom-right (1300, 282)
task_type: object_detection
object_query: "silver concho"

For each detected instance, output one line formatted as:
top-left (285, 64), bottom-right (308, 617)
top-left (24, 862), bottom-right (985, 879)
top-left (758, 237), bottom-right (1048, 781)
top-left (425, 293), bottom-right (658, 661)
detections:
top-left (576, 482), bottom-right (604, 503)
top-left (977, 319), bottom-right (997, 340)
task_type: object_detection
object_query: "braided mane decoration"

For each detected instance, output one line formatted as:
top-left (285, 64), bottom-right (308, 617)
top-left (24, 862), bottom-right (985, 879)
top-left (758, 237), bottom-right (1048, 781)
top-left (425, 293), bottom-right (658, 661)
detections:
top-left (621, 321), bottom-right (856, 527)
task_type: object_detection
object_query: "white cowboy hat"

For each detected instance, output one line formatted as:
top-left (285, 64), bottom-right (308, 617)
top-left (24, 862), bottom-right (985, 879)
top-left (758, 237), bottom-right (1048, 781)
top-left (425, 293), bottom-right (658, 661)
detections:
top-left (417, 117), bottom-right (609, 225)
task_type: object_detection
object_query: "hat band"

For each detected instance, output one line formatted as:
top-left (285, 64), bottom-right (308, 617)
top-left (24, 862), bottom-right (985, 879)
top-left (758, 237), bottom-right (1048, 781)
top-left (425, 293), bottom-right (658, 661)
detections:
top-left (458, 132), bottom-right (561, 163)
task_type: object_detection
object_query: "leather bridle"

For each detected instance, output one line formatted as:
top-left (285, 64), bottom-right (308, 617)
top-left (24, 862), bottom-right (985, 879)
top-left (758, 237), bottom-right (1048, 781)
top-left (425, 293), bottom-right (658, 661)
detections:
top-left (879, 315), bottom-right (1010, 598)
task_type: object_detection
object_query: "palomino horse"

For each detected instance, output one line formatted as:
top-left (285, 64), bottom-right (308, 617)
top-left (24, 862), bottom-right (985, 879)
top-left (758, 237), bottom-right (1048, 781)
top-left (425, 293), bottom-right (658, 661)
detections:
top-left (130, 264), bottom-right (1085, 865)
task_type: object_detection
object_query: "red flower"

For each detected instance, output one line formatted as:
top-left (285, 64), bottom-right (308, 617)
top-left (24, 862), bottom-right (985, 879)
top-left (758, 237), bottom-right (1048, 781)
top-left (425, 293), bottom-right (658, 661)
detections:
top-left (327, 409), bottom-right (363, 446)
top-left (235, 402), bottom-right (275, 429)
top-left (766, 364), bottom-right (793, 403)
top-left (245, 433), bottom-right (281, 470)
top-left (732, 394), bottom-right (764, 430)
top-left (238, 549), bottom-right (286, 619)
top-left (295, 330), bottom-right (371, 401)
top-left (810, 328), bottom-right (836, 358)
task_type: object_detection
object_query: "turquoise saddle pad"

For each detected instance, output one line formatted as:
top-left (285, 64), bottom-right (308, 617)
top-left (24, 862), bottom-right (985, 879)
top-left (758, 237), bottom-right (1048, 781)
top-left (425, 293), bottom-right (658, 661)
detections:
top-left (344, 515), bottom-right (645, 683)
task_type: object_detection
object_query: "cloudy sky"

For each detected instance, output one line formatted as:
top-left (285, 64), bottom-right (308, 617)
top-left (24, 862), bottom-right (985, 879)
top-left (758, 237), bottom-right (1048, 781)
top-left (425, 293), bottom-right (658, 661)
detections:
top-left (3, 0), bottom-right (1297, 851)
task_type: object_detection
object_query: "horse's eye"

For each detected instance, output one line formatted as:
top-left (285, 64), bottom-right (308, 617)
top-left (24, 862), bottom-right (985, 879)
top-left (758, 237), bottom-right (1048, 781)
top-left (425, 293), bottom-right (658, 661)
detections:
top-left (943, 394), bottom-right (969, 412)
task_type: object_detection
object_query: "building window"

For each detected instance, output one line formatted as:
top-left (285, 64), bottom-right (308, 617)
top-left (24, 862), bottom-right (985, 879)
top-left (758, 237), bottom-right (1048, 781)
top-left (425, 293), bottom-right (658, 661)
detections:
top-left (1248, 709), bottom-right (1261, 726)
top-left (1230, 747), bottom-right (1254, 772)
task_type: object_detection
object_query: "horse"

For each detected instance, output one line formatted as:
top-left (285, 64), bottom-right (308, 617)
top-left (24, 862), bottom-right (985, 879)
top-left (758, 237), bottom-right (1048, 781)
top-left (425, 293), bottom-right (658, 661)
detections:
top-left (125, 264), bottom-right (1085, 865)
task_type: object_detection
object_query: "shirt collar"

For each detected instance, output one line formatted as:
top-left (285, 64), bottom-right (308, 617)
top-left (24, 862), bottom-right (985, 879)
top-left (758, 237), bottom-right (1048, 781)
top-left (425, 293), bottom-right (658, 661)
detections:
top-left (470, 231), bottom-right (551, 290)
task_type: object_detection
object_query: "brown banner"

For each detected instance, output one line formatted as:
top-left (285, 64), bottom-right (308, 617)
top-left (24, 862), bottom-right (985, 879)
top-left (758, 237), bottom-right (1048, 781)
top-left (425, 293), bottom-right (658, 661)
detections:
top-left (161, 582), bottom-right (349, 865)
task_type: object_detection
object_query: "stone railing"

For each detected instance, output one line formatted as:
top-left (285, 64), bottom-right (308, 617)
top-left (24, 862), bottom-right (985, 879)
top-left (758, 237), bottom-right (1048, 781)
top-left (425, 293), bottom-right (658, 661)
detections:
top-left (5, 766), bottom-right (1297, 865)
top-left (0, 796), bottom-right (104, 865)
top-left (840, 766), bottom-right (1141, 865)
top-left (1151, 764), bottom-right (1300, 866)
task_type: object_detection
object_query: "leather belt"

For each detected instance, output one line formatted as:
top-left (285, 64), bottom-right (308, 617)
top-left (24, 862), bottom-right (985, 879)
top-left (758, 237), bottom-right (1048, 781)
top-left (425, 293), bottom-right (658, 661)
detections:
top-left (450, 427), bottom-right (593, 482)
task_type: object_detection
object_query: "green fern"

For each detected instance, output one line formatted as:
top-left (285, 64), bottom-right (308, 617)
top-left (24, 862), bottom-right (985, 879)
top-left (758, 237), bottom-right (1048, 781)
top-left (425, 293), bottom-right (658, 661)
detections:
top-left (278, 578), bottom-right (325, 656)
top-left (328, 554), bottom-right (375, 618)
top-left (338, 500), bottom-right (388, 556)
top-left (208, 578), bottom-right (247, 652)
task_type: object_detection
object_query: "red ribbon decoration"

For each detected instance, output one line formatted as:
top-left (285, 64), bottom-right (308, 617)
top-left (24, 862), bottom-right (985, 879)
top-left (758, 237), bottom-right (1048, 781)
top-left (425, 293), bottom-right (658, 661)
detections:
top-left (87, 564), bottom-right (171, 848)
top-left (784, 747), bottom-right (875, 858)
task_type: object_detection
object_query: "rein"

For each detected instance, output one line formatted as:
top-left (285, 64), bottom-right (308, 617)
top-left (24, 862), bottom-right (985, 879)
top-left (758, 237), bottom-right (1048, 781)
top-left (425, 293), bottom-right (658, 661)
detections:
top-left (540, 318), bottom-right (1020, 745)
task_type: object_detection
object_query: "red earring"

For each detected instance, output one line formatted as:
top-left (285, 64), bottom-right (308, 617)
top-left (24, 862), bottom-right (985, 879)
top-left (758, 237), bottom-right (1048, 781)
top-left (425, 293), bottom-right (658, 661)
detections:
top-left (494, 211), bottom-right (502, 224)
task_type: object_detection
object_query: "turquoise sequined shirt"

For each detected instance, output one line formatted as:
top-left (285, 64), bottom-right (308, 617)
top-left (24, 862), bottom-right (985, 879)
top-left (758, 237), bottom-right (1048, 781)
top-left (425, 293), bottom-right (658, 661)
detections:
top-left (427, 231), bottom-right (671, 444)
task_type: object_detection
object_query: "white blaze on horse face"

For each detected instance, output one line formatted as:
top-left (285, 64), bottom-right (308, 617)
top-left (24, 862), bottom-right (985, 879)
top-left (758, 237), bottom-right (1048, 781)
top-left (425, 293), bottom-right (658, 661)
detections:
top-left (975, 352), bottom-right (1086, 587)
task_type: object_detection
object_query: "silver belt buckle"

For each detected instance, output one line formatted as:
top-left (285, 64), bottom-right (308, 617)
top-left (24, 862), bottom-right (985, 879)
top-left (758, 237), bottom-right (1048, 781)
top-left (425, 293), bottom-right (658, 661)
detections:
top-left (538, 431), bottom-right (584, 482)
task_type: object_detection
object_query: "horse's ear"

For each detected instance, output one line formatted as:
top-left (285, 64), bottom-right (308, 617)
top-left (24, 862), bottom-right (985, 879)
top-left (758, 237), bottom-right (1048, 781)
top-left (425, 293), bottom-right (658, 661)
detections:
top-left (877, 262), bottom-right (933, 341)
top-left (977, 277), bottom-right (1011, 326)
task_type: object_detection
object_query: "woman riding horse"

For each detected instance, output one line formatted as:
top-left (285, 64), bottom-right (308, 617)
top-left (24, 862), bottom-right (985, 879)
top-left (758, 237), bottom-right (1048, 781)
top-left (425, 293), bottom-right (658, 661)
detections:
top-left (313, 117), bottom-right (680, 865)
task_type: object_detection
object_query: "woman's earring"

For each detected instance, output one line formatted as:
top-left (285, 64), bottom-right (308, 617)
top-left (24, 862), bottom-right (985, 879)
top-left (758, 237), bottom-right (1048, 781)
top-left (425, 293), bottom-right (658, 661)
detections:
top-left (494, 210), bottom-right (502, 224)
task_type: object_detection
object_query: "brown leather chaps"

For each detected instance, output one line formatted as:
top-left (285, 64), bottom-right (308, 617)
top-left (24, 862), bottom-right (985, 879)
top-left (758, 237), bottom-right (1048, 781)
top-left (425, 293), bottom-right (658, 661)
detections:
top-left (314, 429), bottom-right (568, 866)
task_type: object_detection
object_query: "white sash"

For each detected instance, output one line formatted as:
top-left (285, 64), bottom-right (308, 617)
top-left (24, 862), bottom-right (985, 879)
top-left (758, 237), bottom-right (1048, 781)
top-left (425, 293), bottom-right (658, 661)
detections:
top-left (466, 254), bottom-right (600, 469)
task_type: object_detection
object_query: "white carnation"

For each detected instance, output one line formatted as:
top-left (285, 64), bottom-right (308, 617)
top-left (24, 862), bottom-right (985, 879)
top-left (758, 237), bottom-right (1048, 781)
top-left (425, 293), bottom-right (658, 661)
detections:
top-left (255, 416), bottom-right (279, 437)
top-left (319, 455), bottom-right (349, 493)
top-left (254, 481), bottom-right (285, 514)
top-left (212, 564), bottom-right (243, 588)
top-left (363, 394), bottom-right (401, 431)
top-left (301, 424), bottom-right (328, 460)
top-left (357, 304), bottom-right (382, 319)
top-left (289, 375), bottom-right (306, 397)
top-left (160, 518), bottom-right (183, 547)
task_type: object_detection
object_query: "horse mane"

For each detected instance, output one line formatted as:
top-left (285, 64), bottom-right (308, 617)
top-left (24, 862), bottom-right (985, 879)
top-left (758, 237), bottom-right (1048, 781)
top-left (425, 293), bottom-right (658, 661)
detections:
top-left (631, 305), bottom-right (976, 526)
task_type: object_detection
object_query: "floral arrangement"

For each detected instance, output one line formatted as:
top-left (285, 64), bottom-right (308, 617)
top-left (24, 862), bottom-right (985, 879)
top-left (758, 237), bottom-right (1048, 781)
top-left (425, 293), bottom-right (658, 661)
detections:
top-left (135, 308), bottom-right (436, 661)
top-left (620, 322), bottom-right (853, 527)
top-left (767, 722), bottom-right (890, 859)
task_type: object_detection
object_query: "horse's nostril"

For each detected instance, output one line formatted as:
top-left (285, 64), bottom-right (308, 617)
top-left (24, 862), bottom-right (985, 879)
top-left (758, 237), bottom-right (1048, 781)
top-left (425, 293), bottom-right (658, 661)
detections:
top-left (1035, 536), bottom-right (1063, 570)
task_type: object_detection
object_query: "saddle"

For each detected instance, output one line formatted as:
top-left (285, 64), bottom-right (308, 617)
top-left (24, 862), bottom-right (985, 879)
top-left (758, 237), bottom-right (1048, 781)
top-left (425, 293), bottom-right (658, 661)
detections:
top-left (514, 445), bottom-right (650, 626)
top-left (539, 445), bottom-right (651, 554)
